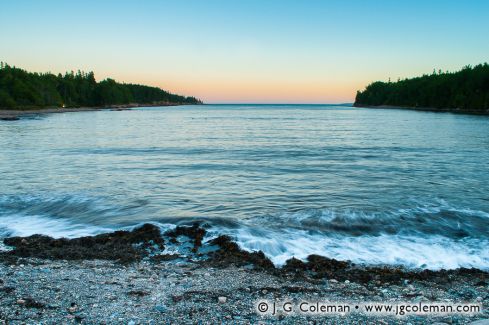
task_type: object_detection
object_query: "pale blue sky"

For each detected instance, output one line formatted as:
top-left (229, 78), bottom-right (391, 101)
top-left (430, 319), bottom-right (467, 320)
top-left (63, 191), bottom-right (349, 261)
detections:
top-left (1, 0), bottom-right (488, 103)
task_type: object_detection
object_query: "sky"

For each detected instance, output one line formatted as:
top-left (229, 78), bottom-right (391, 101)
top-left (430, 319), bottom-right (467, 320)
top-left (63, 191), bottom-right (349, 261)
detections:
top-left (1, 0), bottom-right (488, 104)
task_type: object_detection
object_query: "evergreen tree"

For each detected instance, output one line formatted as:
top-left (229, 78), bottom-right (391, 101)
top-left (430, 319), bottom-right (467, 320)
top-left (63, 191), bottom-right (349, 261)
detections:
top-left (355, 63), bottom-right (489, 113)
top-left (0, 63), bottom-right (202, 109)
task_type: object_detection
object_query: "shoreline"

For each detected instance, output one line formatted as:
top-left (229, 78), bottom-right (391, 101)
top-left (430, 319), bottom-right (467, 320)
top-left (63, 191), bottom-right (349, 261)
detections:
top-left (0, 102), bottom-right (201, 120)
top-left (353, 104), bottom-right (489, 116)
top-left (1, 224), bottom-right (488, 323)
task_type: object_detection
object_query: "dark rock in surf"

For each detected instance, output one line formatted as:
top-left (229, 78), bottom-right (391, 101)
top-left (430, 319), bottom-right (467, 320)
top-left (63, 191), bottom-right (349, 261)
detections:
top-left (205, 235), bottom-right (275, 270)
top-left (164, 223), bottom-right (206, 252)
top-left (1, 223), bottom-right (164, 263)
top-left (282, 257), bottom-right (308, 274)
top-left (280, 255), bottom-right (489, 285)
top-left (301, 255), bottom-right (353, 280)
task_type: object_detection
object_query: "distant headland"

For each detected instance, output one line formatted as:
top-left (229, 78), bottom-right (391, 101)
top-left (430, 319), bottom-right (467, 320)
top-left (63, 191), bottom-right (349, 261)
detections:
top-left (354, 63), bottom-right (489, 115)
top-left (0, 62), bottom-right (202, 110)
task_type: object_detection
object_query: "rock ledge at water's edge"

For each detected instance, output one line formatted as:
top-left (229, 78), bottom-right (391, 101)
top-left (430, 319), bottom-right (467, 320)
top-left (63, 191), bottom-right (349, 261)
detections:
top-left (1, 224), bottom-right (488, 323)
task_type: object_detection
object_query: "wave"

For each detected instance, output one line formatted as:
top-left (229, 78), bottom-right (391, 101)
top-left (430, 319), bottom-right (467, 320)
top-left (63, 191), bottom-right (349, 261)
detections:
top-left (1, 194), bottom-right (488, 270)
top-left (210, 226), bottom-right (489, 270)
top-left (0, 214), bottom-right (110, 239)
top-left (241, 200), bottom-right (489, 238)
top-left (0, 193), bottom-right (150, 227)
top-left (216, 201), bottom-right (489, 269)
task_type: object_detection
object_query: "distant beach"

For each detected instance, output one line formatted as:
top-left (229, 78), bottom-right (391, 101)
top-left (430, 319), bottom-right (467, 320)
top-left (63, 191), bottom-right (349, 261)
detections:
top-left (0, 103), bottom-right (193, 120)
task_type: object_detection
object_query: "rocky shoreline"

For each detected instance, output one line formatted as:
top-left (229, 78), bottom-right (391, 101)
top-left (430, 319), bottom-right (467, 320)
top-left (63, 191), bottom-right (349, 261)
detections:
top-left (353, 104), bottom-right (489, 116)
top-left (0, 102), bottom-right (201, 121)
top-left (1, 224), bottom-right (488, 323)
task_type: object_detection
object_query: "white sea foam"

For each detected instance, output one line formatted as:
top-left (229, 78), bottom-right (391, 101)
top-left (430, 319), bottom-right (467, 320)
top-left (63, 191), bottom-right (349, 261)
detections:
top-left (219, 227), bottom-right (489, 270)
top-left (0, 214), bottom-right (110, 239)
top-left (1, 194), bottom-right (488, 270)
top-left (1, 213), bottom-right (488, 270)
top-left (206, 203), bottom-right (489, 270)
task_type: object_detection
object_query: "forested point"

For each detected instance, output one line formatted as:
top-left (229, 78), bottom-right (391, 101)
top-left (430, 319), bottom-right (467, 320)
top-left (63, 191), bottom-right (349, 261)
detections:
top-left (0, 63), bottom-right (202, 109)
top-left (354, 63), bottom-right (489, 113)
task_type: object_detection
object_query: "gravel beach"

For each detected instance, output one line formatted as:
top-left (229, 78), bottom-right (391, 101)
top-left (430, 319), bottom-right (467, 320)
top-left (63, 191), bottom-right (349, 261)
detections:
top-left (0, 224), bottom-right (488, 324)
top-left (0, 258), bottom-right (487, 324)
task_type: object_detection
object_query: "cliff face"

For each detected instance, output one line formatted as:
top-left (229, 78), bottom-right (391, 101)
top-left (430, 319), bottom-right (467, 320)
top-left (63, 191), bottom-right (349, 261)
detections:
top-left (354, 64), bottom-right (489, 114)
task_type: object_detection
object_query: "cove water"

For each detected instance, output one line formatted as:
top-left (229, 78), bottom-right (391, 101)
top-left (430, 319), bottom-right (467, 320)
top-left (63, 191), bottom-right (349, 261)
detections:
top-left (1, 104), bottom-right (488, 269)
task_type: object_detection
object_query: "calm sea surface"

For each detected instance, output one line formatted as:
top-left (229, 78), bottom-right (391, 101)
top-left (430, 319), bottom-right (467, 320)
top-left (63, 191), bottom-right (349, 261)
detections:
top-left (1, 105), bottom-right (488, 269)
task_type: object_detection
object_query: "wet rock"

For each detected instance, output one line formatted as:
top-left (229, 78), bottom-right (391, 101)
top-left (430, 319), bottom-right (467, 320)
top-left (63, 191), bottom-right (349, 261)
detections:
top-left (2, 224), bottom-right (164, 263)
top-left (68, 303), bottom-right (78, 313)
top-left (300, 255), bottom-right (351, 280)
top-left (154, 304), bottom-right (167, 313)
top-left (282, 257), bottom-right (307, 273)
top-left (279, 254), bottom-right (489, 286)
top-left (172, 295), bottom-right (183, 302)
top-left (151, 254), bottom-right (180, 262)
top-left (0, 286), bottom-right (15, 294)
top-left (127, 290), bottom-right (149, 297)
top-left (17, 297), bottom-right (45, 309)
top-left (205, 235), bottom-right (274, 270)
top-left (164, 223), bottom-right (206, 252)
top-left (218, 296), bottom-right (227, 304)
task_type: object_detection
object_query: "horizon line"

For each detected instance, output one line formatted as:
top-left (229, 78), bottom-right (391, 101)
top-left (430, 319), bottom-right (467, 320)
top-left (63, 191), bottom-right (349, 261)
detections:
top-left (204, 102), bottom-right (354, 105)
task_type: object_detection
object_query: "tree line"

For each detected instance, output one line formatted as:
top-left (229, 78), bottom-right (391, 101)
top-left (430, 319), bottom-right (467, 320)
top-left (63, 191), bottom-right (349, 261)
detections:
top-left (0, 63), bottom-right (202, 109)
top-left (354, 63), bottom-right (489, 113)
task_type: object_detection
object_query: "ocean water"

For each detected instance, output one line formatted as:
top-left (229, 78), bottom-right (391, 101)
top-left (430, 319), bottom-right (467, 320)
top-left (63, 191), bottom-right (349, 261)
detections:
top-left (1, 104), bottom-right (488, 269)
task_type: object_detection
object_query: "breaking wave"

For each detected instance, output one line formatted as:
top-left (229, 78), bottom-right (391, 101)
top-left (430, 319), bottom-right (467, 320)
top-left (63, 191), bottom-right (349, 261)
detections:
top-left (1, 194), bottom-right (488, 270)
